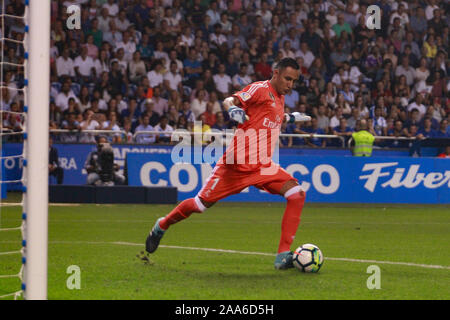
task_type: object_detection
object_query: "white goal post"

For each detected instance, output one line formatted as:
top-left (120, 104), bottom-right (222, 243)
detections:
top-left (24, 0), bottom-right (50, 300)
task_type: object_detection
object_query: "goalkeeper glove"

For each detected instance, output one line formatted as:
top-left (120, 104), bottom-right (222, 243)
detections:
top-left (228, 105), bottom-right (248, 124)
top-left (284, 112), bottom-right (311, 123)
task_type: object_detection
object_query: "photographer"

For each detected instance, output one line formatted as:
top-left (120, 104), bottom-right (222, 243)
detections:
top-left (84, 136), bottom-right (125, 186)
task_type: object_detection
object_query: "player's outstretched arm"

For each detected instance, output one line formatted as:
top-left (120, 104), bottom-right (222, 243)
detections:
top-left (224, 96), bottom-right (249, 124)
top-left (284, 112), bottom-right (311, 123)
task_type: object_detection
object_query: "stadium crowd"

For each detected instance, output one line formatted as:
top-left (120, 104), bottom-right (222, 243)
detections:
top-left (1, 0), bottom-right (449, 148)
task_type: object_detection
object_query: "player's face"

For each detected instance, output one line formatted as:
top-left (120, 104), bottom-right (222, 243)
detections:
top-left (274, 67), bottom-right (300, 95)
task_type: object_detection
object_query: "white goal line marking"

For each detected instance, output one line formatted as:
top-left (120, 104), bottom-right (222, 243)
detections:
top-left (47, 240), bottom-right (450, 270)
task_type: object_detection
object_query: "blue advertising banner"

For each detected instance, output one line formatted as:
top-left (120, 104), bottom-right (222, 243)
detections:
top-left (2, 143), bottom-right (410, 190)
top-left (2, 143), bottom-right (448, 204)
top-left (2, 143), bottom-right (173, 189)
top-left (127, 153), bottom-right (450, 204)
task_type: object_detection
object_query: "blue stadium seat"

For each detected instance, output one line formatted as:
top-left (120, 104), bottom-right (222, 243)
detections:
top-left (71, 83), bottom-right (81, 96)
top-left (51, 82), bottom-right (61, 92)
top-left (128, 84), bottom-right (137, 96)
top-left (183, 85), bottom-right (192, 97)
top-left (88, 82), bottom-right (96, 95)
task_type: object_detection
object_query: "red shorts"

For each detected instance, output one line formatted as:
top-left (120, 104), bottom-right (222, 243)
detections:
top-left (197, 162), bottom-right (297, 203)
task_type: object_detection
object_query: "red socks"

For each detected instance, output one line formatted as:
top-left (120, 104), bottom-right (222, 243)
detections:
top-left (278, 186), bottom-right (305, 253)
top-left (159, 196), bottom-right (206, 230)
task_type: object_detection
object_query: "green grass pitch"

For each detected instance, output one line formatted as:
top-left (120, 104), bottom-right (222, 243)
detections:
top-left (1, 200), bottom-right (449, 300)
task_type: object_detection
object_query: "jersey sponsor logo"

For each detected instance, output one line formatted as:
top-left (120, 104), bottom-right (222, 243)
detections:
top-left (262, 117), bottom-right (281, 129)
top-left (239, 92), bottom-right (251, 101)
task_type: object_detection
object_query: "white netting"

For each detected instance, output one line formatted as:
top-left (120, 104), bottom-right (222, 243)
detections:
top-left (0, 0), bottom-right (28, 300)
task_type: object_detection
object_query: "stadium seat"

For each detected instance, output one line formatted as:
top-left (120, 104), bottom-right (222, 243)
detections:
top-left (71, 83), bottom-right (81, 96)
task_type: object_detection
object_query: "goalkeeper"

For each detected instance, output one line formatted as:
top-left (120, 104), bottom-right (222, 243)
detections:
top-left (146, 58), bottom-right (311, 269)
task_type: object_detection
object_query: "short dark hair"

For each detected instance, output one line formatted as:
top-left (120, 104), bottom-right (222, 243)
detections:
top-left (274, 57), bottom-right (300, 71)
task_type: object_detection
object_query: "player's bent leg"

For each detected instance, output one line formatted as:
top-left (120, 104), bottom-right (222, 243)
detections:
top-left (145, 195), bottom-right (208, 254)
top-left (275, 181), bottom-right (306, 270)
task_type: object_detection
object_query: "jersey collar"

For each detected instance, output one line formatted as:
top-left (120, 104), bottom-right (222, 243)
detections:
top-left (267, 80), bottom-right (282, 98)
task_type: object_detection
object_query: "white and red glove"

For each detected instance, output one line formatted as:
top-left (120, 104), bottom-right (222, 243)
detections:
top-left (228, 105), bottom-right (249, 124)
top-left (284, 112), bottom-right (311, 123)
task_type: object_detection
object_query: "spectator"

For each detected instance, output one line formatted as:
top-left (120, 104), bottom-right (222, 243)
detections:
top-left (141, 99), bottom-right (161, 127)
top-left (179, 100), bottom-right (196, 123)
top-left (128, 51), bottom-right (146, 84)
top-left (437, 146), bottom-right (450, 158)
top-left (232, 63), bottom-right (251, 91)
top-left (163, 61), bottom-right (183, 92)
top-left (295, 42), bottom-right (315, 69)
top-left (167, 105), bottom-right (180, 128)
top-left (330, 107), bottom-right (344, 129)
top-left (49, 137), bottom-right (64, 184)
top-left (74, 46), bottom-right (96, 83)
top-left (332, 13), bottom-right (352, 39)
top-left (303, 117), bottom-right (326, 148)
top-left (347, 107), bottom-right (362, 130)
top-left (95, 49), bottom-right (111, 76)
top-left (191, 89), bottom-right (208, 119)
top-left (154, 115), bottom-right (174, 143)
top-left (115, 31), bottom-right (136, 62)
top-left (84, 34), bottom-right (99, 60)
top-left (213, 63), bottom-right (232, 99)
top-left (435, 120), bottom-right (450, 138)
top-left (150, 86), bottom-right (168, 117)
top-left (407, 94), bottom-right (427, 120)
top-left (279, 40), bottom-right (296, 60)
top-left (206, 1), bottom-right (221, 27)
top-left (227, 24), bottom-right (247, 50)
top-left (60, 112), bottom-right (81, 143)
top-left (211, 111), bottom-right (227, 131)
top-left (79, 109), bottom-right (99, 143)
top-left (395, 56), bottom-right (416, 87)
top-left (254, 53), bottom-right (272, 81)
top-left (417, 117), bottom-right (437, 139)
top-left (410, 7), bottom-right (427, 40)
top-left (183, 48), bottom-right (203, 86)
top-left (103, 19), bottom-right (123, 46)
top-left (332, 118), bottom-right (353, 147)
top-left (55, 80), bottom-right (80, 113)
top-left (135, 114), bottom-right (156, 144)
top-left (330, 41), bottom-right (350, 72)
top-left (200, 102), bottom-right (217, 127)
top-left (315, 105), bottom-right (330, 134)
top-left (147, 60), bottom-right (164, 88)
top-left (115, 10), bottom-right (131, 32)
top-left (84, 136), bottom-right (125, 185)
top-left (102, 111), bottom-right (121, 143)
top-left (372, 107), bottom-right (387, 136)
top-left (285, 86), bottom-right (299, 111)
top-left (97, 7), bottom-right (111, 33)
top-left (103, 0), bottom-right (119, 17)
top-left (56, 47), bottom-right (75, 79)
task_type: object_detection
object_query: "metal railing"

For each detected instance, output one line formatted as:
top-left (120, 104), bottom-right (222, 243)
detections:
top-left (132, 130), bottom-right (347, 147)
top-left (1, 128), bottom-right (424, 149)
top-left (347, 136), bottom-right (417, 148)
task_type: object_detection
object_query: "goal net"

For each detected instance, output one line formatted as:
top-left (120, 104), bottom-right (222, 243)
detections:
top-left (0, 0), bottom-right (49, 300)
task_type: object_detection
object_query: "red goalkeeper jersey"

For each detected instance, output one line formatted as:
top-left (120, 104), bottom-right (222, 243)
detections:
top-left (218, 80), bottom-right (285, 172)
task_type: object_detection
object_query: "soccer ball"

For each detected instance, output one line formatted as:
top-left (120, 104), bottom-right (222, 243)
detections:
top-left (293, 244), bottom-right (324, 273)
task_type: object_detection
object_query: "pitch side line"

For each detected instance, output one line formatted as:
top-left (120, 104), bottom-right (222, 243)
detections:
top-left (112, 241), bottom-right (449, 270)
top-left (2, 240), bottom-right (449, 270)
